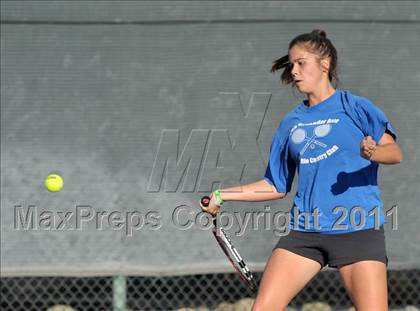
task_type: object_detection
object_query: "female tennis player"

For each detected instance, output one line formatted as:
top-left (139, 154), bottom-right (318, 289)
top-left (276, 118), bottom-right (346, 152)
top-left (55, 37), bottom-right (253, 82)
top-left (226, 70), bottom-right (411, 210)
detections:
top-left (200, 29), bottom-right (403, 310)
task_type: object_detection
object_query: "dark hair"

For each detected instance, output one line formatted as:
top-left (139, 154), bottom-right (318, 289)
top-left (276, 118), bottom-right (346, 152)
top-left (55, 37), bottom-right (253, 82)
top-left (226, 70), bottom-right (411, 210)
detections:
top-left (270, 29), bottom-right (339, 87)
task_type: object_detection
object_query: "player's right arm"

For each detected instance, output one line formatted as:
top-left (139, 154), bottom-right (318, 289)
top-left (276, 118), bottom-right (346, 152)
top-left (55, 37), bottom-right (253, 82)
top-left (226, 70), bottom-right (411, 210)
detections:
top-left (219, 179), bottom-right (286, 202)
top-left (199, 179), bottom-right (286, 216)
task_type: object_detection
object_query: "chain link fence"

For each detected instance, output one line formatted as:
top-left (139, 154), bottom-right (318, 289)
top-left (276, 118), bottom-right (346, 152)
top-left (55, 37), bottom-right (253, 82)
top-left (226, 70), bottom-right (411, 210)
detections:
top-left (1, 270), bottom-right (419, 311)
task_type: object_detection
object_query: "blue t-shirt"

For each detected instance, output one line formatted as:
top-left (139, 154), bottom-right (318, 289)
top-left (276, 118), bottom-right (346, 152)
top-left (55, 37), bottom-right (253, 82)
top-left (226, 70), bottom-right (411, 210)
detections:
top-left (264, 89), bottom-right (397, 233)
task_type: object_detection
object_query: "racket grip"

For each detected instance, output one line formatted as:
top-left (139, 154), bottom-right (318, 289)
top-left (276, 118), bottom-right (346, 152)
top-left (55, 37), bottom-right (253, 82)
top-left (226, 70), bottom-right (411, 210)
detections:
top-left (200, 196), bottom-right (211, 207)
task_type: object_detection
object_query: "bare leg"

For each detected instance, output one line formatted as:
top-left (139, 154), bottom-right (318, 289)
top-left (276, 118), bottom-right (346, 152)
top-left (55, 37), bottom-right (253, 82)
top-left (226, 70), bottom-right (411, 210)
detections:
top-left (252, 248), bottom-right (322, 311)
top-left (339, 260), bottom-right (388, 311)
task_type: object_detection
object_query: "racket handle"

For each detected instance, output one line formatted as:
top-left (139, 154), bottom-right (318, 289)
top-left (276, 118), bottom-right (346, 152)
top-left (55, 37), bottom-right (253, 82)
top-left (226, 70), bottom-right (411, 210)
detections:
top-left (200, 196), bottom-right (211, 207)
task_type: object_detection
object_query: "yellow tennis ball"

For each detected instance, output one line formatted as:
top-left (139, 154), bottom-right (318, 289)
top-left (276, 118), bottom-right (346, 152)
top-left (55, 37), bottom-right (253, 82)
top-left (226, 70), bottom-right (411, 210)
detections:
top-left (44, 174), bottom-right (64, 192)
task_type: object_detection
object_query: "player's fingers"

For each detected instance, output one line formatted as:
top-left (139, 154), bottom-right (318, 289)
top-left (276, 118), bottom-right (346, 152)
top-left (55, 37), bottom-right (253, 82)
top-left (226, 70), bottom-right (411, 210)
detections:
top-left (360, 148), bottom-right (370, 159)
top-left (367, 137), bottom-right (377, 146)
top-left (365, 145), bottom-right (376, 154)
top-left (210, 205), bottom-right (221, 217)
top-left (366, 141), bottom-right (376, 148)
top-left (366, 146), bottom-right (374, 153)
top-left (199, 202), bottom-right (209, 212)
top-left (363, 136), bottom-right (375, 145)
top-left (200, 201), bottom-right (218, 216)
top-left (362, 146), bottom-right (371, 153)
top-left (361, 139), bottom-right (369, 148)
top-left (363, 147), bottom-right (376, 159)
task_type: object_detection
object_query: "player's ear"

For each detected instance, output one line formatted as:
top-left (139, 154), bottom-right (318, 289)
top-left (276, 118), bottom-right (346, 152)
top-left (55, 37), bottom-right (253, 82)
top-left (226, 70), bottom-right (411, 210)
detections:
top-left (320, 58), bottom-right (330, 73)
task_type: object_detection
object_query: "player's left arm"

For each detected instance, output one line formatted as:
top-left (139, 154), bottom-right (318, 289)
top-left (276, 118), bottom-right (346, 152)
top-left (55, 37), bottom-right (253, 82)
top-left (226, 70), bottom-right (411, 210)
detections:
top-left (360, 132), bottom-right (403, 164)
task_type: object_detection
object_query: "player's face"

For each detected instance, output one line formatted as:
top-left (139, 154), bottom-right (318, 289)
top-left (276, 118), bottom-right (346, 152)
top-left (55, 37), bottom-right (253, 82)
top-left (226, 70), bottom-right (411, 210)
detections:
top-left (288, 44), bottom-right (326, 93)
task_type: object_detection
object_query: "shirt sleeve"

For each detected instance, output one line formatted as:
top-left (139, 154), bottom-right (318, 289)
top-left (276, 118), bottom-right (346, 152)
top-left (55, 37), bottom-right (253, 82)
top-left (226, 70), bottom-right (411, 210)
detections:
top-left (354, 96), bottom-right (398, 143)
top-left (264, 122), bottom-right (296, 193)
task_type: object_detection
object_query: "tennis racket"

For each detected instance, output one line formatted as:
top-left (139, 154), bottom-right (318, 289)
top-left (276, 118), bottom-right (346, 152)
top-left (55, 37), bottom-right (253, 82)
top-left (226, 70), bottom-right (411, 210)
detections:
top-left (200, 196), bottom-right (258, 293)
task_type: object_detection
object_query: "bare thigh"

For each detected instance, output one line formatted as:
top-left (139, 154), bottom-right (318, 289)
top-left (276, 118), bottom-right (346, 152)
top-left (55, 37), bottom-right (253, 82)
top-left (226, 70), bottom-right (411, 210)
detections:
top-left (252, 248), bottom-right (322, 311)
top-left (339, 260), bottom-right (388, 311)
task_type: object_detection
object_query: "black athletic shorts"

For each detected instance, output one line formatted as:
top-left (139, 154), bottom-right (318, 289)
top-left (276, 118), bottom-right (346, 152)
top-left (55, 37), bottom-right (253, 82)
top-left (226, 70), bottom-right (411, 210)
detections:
top-left (273, 226), bottom-right (388, 268)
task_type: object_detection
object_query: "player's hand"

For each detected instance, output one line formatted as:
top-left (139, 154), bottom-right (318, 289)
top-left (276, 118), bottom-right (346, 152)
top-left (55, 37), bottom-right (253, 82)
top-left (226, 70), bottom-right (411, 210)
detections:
top-left (360, 136), bottom-right (377, 160)
top-left (199, 195), bottom-right (220, 217)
